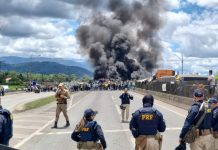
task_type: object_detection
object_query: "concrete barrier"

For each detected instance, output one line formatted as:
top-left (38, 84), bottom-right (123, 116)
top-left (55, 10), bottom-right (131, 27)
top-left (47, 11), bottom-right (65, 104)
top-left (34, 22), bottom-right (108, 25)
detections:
top-left (135, 88), bottom-right (193, 110)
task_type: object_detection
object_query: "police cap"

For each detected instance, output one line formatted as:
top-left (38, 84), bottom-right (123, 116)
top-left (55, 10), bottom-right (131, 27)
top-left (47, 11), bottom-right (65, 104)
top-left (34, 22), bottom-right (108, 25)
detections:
top-left (208, 97), bottom-right (218, 104)
top-left (84, 108), bottom-right (98, 119)
top-left (142, 95), bottom-right (154, 106)
top-left (58, 83), bottom-right (64, 87)
top-left (193, 89), bottom-right (203, 97)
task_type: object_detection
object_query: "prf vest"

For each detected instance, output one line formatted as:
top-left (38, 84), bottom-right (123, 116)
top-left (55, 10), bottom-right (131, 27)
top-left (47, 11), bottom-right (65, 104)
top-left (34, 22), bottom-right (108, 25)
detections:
top-left (80, 121), bottom-right (98, 142)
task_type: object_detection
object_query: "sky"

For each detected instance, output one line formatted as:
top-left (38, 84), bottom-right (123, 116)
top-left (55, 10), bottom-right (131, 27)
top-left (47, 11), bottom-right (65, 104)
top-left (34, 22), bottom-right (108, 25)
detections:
top-left (0, 0), bottom-right (217, 75)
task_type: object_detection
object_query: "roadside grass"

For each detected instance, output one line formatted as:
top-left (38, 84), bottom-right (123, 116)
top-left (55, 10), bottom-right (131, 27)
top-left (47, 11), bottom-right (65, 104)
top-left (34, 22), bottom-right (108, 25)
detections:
top-left (24, 96), bottom-right (55, 111)
top-left (9, 85), bottom-right (25, 91)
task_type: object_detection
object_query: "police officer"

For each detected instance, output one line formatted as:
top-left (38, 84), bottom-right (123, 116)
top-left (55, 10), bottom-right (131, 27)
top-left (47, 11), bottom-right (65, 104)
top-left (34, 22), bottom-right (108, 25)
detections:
top-left (52, 83), bottom-right (70, 128)
top-left (119, 88), bottom-right (133, 123)
top-left (179, 89), bottom-right (213, 150)
top-left (0, 105), bottom-right (13, 146)
top-left (71, 108), bottom-right (107, 150)
top-left (130, 95), bottom-right (166, 150)
top-left (208, 97), bottom-right (218, 150)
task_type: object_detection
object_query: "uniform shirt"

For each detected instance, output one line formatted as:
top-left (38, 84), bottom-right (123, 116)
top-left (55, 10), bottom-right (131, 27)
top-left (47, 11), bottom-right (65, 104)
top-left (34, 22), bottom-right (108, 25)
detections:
top-left (179, 100), bottom-right (212, 139)
top-left (71, 121), bottom-right (107, 149)
top-left (212, 106), bottom-right (218, 131)
top-left (55, 89), bottom-right (70, 103)
top-left (0, 114), bottom-right (6, 144)
top-left (0, 107), bottom-right (13, 145)
top-left (119, 93), bottom-right (133, 104)
top-left (130, 104), bottom-right (166, 137)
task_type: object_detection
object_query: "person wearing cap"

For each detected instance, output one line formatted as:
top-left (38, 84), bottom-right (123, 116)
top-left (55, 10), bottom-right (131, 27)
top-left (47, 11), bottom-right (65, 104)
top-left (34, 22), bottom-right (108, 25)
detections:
top-left (71, 108), bottom-right (107, 150)
top-left (208, 97), bottom-right (218, 150)
top-left (51, 83), bottom-right (70, 128)
top-left (179, 89), bottom-right (213, 150)
top-left (119, 88), bottom-right (133, 123)
top-left (130, 94), bottom-right (166, 150)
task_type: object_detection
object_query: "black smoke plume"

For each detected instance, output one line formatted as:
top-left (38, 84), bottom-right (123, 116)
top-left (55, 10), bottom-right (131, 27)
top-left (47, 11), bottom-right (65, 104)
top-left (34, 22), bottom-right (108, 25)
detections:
top-left (74, 0), bottom-right (165, 80)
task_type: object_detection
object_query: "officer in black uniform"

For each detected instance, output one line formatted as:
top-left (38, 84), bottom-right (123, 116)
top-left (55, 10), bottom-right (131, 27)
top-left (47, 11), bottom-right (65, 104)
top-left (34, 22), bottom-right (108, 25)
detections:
top-left (130, 94), bottom-right (166, 150)
top-left (71, 108), bottom-right (107, 150)
top-left (208, 97), bottom-right (218, 150)
top-left (179, 89), bottom-right (213, 150)
top-left (0, 105), bottom-right (13, 146)
top-left (119, 88), bottom-right (133, 123)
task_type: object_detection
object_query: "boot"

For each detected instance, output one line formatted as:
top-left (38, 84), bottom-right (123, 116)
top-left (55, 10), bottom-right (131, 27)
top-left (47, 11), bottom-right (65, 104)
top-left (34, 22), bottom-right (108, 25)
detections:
top-left (51, 121), bottom-right (58, 128)
top-left (64, 121), bottom-right (70, 128)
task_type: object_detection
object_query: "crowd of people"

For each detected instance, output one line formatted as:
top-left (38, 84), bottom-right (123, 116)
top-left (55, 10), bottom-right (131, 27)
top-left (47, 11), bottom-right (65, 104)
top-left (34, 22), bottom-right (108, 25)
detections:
top-left (69, 80), bottom-right (135, 92)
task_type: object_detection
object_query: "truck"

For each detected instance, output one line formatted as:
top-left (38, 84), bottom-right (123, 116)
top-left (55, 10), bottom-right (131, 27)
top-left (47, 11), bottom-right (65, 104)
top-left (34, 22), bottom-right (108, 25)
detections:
top-left (155, 70), bottom-right (175, 80)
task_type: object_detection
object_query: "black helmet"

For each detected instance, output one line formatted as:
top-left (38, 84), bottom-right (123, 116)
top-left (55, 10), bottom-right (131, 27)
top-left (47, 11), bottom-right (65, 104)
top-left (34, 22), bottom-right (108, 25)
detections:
top-left (142, 95), bottom-right (154, 106)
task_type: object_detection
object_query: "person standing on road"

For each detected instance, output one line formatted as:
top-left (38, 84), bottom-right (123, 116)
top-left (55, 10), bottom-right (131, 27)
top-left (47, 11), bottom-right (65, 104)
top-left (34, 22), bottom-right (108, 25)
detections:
top-left (179, 89), bottom-right (213, 150)
top-left (71, 108), bottom-right (107, 150)
top-left (208, 70), bottom-right (216, 98)
top-left (52, 83), bottom-right (70, 128)
top-left (208, 97), bottom-right (218, 150)
top-left (130, 95), bottom-right (166, 150)
top-left (119, 88), bottom-right (133, 123)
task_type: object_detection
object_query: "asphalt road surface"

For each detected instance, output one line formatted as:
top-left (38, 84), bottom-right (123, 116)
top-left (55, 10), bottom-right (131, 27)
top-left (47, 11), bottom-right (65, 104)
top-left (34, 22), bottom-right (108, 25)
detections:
top-left (11, 91), bottom-right (190, 150)
top-left (0, 92), bottom-right (55, 111)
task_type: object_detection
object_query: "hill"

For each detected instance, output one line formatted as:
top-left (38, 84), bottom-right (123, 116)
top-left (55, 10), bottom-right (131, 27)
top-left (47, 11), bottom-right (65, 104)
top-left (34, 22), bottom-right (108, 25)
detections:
top-left (1, 62), bottom-right (93, 77)
top-left (0, 56), bottom-right (93, 71)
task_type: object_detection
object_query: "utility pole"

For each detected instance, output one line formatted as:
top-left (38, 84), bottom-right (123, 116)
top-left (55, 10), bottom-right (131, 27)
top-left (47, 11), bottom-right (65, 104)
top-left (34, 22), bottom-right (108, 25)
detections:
top-left (182, 55), bottom-right (184, 75)
top-left (0, 61), bottom-right (2, 72)
top-left (30, 55), bottom-right (32, 82)
top-left (173, 54), bottom-right (184, 75)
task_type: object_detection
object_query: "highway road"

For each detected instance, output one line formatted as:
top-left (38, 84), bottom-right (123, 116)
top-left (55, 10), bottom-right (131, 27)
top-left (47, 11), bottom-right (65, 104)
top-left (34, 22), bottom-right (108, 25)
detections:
top-left (0, 92), bottom-right (55, 111)
top-left (10, 91), bottom-right (190, 150)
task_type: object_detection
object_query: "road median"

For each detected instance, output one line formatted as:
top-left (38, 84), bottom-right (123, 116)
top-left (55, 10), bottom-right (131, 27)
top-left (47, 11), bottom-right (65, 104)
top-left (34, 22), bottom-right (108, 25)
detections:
top-left (14, 95), bottom-right (55, 113)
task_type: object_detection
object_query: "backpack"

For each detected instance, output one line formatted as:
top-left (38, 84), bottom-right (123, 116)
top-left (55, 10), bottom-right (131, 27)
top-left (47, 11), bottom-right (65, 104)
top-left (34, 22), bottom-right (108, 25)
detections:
top-left (0, 109), bottom-right (13, 139)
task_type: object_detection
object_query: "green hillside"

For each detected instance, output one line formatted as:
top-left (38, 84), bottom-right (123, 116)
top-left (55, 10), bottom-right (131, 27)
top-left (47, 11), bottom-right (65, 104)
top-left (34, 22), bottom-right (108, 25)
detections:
top-left (1, 61), bottom-right (93, 77)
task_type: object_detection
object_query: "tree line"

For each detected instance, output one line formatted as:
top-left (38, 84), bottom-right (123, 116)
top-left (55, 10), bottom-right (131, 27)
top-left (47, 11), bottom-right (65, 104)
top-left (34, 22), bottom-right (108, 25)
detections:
top-left (0, 71), bottom-right (91, 85)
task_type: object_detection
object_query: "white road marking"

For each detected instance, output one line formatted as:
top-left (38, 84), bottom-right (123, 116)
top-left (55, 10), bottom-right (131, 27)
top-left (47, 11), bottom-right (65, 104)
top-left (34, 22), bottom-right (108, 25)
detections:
top-left (166, 127), bottom-right (182, 131)
top-left (14, 96), bottom-right (82, 149)
top-left (131, 137), bottom-right (135, 148)
top-left (35, 129), bottom-right (131, 136)
top-left (111, 95), bottom-right (121, 115)
top-left (14, 125), bottom-right (40, 130)
top-left (155, 103), bottom-right (186, 118)
top-left (14, 115), bottom-right (53, 119)
top-left (13, 134), bottom-right (30, 139)
top-left (104, 129), bottom-right (129, 133)
top-left (69, 95), bottom-right (74, 108)
top-left (35, 128), bottom-right (182, 136)
top-left (14, 119), bottom-right (48, 123)
top-left (14, 119), bottom-right (55, 149)
top-left (115, 105), bottom-right (121, 115)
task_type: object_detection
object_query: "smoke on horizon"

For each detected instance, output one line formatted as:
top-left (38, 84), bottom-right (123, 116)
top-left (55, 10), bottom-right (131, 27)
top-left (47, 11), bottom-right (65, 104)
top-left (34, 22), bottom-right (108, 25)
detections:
top-left (74, 0), bottom-right (166, 80)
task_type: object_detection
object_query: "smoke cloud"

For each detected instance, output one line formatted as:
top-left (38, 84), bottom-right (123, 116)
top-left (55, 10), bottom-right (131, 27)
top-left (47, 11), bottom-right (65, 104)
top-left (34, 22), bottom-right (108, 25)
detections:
top-left (75, 0), bottom-right (166, 80)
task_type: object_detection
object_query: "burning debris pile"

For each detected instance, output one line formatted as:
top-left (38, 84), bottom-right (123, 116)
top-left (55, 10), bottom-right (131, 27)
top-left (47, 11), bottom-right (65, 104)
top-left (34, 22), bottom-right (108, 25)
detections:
top-left (74, 0), bottom-right (166, 80)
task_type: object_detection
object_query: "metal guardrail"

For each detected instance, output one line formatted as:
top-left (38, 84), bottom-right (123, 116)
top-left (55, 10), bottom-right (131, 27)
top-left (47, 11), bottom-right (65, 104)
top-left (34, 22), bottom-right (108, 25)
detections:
top-left (136, 80), bottom-right (215, 99)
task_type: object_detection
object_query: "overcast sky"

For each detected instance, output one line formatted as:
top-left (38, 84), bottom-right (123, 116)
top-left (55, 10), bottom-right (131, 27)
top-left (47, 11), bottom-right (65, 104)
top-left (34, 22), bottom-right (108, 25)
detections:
top-left (0, 0), bottom-right (217, 74)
